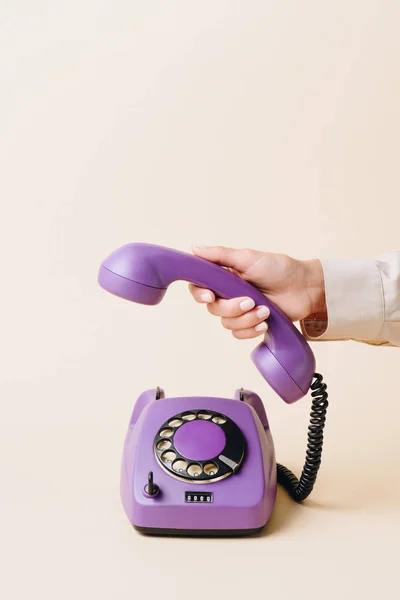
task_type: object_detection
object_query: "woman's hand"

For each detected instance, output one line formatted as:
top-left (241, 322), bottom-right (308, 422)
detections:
top-left (189, 245), bottom-right (326, 339)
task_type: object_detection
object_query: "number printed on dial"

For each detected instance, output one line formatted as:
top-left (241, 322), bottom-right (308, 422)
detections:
top-left (185, 491), bottom-right (213, 503)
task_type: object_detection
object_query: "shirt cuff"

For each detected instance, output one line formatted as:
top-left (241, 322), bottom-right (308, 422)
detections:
top-left (300, 259), bottom-right (384, 342)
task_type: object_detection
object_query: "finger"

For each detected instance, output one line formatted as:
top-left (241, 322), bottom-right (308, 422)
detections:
top-left (188, 283), bottom-right (216, 304)
top-left (207, 296), bottom-right (257, 318)
top-left (221, 306), bottom-right (270, 331)
top-left (232, 325), bottom-right (268, 340)
top-left (191, 244), bottom-right (246, 270)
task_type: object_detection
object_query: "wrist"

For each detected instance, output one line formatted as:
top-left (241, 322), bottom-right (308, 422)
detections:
top-left (303, 259), bottom-right (327, 316)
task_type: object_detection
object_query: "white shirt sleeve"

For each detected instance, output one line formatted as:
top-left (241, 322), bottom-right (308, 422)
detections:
top-left (300, 252), bottom-right (400, 347)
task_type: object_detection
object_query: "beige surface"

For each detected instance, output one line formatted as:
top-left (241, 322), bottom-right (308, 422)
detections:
top-left (1, 2), bottom-right (399, 599)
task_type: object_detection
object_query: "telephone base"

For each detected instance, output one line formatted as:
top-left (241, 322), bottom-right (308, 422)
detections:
top-left (122, 389), bottom-right (277, 536)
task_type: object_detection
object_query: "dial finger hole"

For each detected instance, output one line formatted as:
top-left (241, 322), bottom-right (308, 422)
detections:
top-left (197, 412), bottom-right (212, 420)
top-left (187, 464), bottom-right (203, 477)
top-left (157, 440), bottom-right (171, 451)
top-left (161, 451), bottom-right (176, 464)
top-left (159, 428), bottom-right (174, 438)
top-left (204, 463), bottom-right (219, 476)
top-left (169, 419), bottom-right (183, 428)
top-left (212, 415), bottom-right (226, 425)
top-left (172, 459), bottom-right (188, 473)
top-left (181, 413), bottom-right (196, 421)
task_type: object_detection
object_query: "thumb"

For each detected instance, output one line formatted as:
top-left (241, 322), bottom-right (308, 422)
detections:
top-left (191, 244), bottom-right (247, 272)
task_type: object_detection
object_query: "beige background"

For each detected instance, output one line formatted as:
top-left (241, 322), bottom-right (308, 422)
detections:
top-left (1, 2), bottom-right (399, 599)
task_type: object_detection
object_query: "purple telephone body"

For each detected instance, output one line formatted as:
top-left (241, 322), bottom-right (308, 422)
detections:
top-left (98, 243), bottom-right (321, 536)
top-left (98, 243), bottom-right (315, 403)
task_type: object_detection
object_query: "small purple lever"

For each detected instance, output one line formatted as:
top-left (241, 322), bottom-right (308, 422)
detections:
top-left (98, 243), bottom-right (315, 403)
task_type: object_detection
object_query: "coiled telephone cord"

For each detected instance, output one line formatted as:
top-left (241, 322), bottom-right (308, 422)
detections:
top-left (277, 373), bottom-right (328, 502)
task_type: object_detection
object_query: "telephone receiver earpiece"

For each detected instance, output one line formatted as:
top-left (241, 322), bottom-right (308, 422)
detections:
top-left (98, 243), bottom-right (315, 403)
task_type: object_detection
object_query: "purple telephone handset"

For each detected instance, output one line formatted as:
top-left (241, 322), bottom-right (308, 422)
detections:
top-left (98, 243), bottom-right (315, 403)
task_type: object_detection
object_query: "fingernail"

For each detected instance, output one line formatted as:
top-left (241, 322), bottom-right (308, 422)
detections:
top-left (201, 292), bottom-right (213, 303)
top-left (255, 322), bottom-right (268, 332)
top-left (192, 244), bottom-right (208, 250)
top-left (257, 306), bottom-right (270, 319)
top-left (239, 298), bottom-right (256, 312)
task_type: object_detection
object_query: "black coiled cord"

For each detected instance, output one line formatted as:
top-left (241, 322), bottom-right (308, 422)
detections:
top-left (276, 373), bottom-right (328, 502)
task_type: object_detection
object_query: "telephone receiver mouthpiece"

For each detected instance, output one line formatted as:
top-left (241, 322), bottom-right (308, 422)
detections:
top-left (98, 243), bottom-right (315, 403)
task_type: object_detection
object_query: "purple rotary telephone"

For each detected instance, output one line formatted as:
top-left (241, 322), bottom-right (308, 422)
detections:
top-left (98, 243), bottom-right (329, 536)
